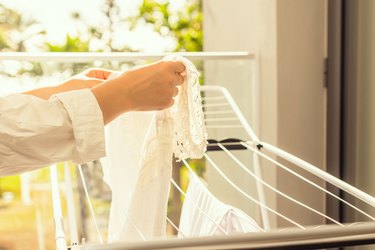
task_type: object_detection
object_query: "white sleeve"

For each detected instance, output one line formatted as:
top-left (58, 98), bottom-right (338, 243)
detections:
top-left (0, 89), bottom-right (106, 176)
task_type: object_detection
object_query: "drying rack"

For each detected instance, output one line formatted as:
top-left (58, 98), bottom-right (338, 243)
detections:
top-left (46, 84), bottom-right (375, 250)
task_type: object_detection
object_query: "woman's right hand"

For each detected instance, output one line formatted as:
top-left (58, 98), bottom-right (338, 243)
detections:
top-left (91, 60), bottom-right (186, 124)
top-left (115, 60), bottom-right (185, 111)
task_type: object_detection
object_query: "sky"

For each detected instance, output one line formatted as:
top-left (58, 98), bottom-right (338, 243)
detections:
top-left (0, 0), bottom-right (186, 52)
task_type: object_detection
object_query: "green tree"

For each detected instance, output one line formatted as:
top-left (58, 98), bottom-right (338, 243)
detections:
top-left (129, 0), bottom-right (202, 52)
top-left (45, 35), bottom-right (90, 52)
top-left (46, 0), bottom-right (203, 53)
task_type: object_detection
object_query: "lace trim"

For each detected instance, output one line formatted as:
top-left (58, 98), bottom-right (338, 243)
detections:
top-left (163, 55), bottom-right (208, 160)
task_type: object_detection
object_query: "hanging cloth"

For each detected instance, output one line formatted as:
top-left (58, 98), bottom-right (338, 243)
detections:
top-left (102, 56), bottom-right (207, 241)
top-left (101, 111), bottom-right (153, 241)
top-left (179, 173), bottom-right (261, 237)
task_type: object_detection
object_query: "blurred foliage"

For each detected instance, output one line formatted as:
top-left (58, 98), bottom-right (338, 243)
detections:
top-left (46, 0), bottom-right (203, 53)
top-left (45, 35), bottom-right (90, 52)
top-left (0, 4), bottom-right (46, 52)
top-left (0, 4), bottom-right (45, 76)
top-left (130, 0), bottom-right (202, 52)
top-left (0, 0), bottom-right (203, 53)
top-left (0, 0), bottom-right (203, 76)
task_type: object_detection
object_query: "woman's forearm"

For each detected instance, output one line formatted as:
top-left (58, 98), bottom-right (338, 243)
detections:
top-left (24, 71), bottom-right (108, 100)
top-left (24, 85), bottom-right (65, 100)
top-left (91, 80), bottom-right (130, 125)
top-left (24, 79), bottom-right (100, 100)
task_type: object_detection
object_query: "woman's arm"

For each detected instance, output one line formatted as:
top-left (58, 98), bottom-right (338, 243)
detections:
top-left (0, 89), bottom-right (105, 176)
top-left (0, 61), bottom-right (184, 176)
top-left (24, 68), bottom-right (113, 100)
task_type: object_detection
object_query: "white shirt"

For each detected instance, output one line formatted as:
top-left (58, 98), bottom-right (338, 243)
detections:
top-left (0, 89), bottom-right (105, 176)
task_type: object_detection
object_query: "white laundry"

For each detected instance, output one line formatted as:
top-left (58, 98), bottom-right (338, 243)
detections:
top-left (117, 111), bottom-right (174, 240)
top-left (102, 56), bottom-right (207, 241)
top-left (101, 111), bottom-right (153, 241)
top-left (178, 173), bottom-right (261, 237)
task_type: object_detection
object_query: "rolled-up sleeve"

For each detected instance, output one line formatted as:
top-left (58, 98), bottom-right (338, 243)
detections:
top-left (0, 89), bottom-right (106, 176)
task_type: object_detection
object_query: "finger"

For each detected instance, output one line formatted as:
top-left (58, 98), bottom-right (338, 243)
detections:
top-left (172, 61), bottom-right (186, 73)
top-left (165, 98), bottom-right (175, 109)
top-left (86, 68), bottom-right (113, 80)
top-left (173, 73), bottom-right (184, 86)
top-left (172, 86), bottom-right (179, 97)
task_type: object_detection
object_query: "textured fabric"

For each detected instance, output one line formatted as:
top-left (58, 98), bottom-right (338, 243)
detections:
top-left (103, 56), bottom-right (207, 242)
top-left (179, 173), bottom-right (261, 237)
top-left (164, 55), bottom-right (207, 160)
top-left (101, 111), bottom-right (153, 241)
top-left (0, 89), bottom-right (105, 176)
top-left (117, 111), bottom-right (174, 240)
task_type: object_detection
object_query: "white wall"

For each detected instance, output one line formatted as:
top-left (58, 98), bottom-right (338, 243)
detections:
top-left (203, 0), bottom-right (278, 227)
top-left (276, 0), bottom-right (327, 227)
top-left (203, 0), bottom-right (327, 228)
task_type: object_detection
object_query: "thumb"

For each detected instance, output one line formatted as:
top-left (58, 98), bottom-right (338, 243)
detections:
top-left (84, 68), bottom-right (114, 80)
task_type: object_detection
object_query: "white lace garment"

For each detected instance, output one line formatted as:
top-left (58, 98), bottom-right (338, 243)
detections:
top-left (102, 56), bottom-right (207, 241)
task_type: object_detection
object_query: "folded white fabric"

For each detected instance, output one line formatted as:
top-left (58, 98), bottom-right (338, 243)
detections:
top-left (179, 173), bottom-right (261, 237)
top-left (102, 56), bottom-right (207, 241)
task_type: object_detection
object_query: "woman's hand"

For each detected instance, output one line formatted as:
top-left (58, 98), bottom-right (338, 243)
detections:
top-left (114, 60), bottom-right (185, 111)
top-left (92, 60), bottom-right (186, 124)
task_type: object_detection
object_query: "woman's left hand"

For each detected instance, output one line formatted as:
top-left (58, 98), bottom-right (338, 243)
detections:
top-left (62, 68), bottom-right (113, 90)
